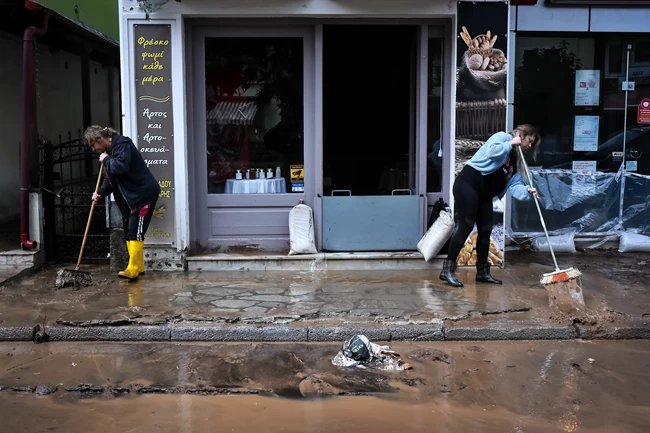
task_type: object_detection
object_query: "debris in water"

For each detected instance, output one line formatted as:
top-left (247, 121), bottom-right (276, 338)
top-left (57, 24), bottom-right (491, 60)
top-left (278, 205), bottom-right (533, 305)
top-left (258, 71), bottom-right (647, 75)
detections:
top-left (35, 384), bottom-right (57, 396)
top-left (331, 335), bottom-right (412, 371)
top-left (32, 324), bottom-right (49, 344)
top-left (588, 358), bottom-right (595, 364)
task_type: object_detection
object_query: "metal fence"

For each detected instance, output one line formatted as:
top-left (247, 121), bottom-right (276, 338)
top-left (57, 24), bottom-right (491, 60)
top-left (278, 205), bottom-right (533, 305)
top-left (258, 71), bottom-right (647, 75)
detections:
top-left (40, 131), bottom-right (109, 262)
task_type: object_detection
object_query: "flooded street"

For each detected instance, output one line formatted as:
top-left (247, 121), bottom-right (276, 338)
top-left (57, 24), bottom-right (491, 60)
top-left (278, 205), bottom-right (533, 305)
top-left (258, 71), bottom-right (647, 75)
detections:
top-left (1, 340), bottom-right (649, 432)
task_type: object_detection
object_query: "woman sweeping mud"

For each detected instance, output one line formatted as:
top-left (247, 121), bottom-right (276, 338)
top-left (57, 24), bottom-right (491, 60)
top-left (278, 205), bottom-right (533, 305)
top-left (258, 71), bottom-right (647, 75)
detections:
top-left (85, 126), bottom-right (160, 281)
top-left (440, 125), bottom-right (541, 287)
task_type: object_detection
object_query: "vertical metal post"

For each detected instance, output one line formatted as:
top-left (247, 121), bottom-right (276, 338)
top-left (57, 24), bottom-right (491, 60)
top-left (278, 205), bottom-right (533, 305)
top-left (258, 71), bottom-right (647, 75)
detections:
top-left (619, 45), bottom-right (631, 225)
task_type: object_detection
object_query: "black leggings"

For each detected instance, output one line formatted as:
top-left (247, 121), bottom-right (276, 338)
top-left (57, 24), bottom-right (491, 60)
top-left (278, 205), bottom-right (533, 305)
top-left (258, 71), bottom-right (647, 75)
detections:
top-left (119, 197), bottom-right (159, 242)
top-left (447, 166), bottom-right (493, 264)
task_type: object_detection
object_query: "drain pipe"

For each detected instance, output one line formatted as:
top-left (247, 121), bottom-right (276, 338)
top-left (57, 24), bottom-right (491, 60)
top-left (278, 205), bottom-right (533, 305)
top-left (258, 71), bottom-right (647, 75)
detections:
top-left (21, 1), bottom-right (51, 249)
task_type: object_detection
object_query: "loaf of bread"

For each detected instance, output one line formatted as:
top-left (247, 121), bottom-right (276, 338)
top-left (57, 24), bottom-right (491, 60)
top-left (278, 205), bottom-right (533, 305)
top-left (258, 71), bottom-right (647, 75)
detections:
top-left (456, 234), bottom-right (503, 266)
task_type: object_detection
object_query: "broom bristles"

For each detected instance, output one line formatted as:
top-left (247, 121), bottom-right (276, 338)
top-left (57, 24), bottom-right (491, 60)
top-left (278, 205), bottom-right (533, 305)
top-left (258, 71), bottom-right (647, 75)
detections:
top-left (540, 268), bottom-right (581, 285)
top-left (55, 268), bottom-right (93, 289)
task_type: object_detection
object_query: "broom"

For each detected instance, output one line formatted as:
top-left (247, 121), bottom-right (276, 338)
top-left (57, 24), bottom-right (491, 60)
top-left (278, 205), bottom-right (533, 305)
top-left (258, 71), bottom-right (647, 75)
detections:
top-left (55, 163), bottom-right (103, 289)
top-left (516, 145), bottom-right (581, 286)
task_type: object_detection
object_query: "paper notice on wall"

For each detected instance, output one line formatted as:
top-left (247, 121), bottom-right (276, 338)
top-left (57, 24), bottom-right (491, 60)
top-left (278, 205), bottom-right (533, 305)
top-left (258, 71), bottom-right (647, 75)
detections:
top-left (572, 161), bottom-right (597, 172)
top-left (573, 116), bottom-right (599, 151)
top-left (575, 70), bottom-right (600, 106)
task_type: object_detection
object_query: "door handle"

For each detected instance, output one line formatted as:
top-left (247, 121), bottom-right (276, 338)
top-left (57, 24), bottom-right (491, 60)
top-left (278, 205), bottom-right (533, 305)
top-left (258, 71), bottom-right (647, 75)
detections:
top-left (331, 190), bottom-right (352, 196)
top-left (391, 189), bottom-right (413, 195)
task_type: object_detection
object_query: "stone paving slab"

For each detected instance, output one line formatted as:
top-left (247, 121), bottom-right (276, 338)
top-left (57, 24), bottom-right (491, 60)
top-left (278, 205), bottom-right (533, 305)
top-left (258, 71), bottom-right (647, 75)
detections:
top-left (0, 251), bottom-right (648, 342)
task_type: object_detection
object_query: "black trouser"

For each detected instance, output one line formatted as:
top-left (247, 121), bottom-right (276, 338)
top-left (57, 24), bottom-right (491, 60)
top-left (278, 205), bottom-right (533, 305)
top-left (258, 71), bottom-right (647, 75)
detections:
top-left (447, 166), bottom-right (493, 264)
top-left (119, 196), bottom-right (158, 242)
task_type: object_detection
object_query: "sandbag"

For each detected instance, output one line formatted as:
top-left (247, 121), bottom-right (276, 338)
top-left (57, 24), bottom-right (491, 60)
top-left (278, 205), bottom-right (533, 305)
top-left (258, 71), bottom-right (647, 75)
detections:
top-left (618, 232), bottom-right (650, 253)
top-left (531, 232), bottom-right (576, 254)
top-left (288, 203), bottom-right (318, 255)
top-left (418, 207), bottom-right (454, 262)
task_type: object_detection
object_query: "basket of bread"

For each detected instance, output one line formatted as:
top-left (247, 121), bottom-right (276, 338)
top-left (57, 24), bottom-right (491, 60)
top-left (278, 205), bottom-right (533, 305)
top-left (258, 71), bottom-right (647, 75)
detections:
top-left (456, 233), bottom-right (504, 267)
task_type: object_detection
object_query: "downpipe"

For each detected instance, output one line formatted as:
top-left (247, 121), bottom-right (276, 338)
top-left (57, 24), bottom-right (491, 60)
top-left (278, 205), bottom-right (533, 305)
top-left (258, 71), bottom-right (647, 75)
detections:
top-left (20, 1), bottom-right (52, 249)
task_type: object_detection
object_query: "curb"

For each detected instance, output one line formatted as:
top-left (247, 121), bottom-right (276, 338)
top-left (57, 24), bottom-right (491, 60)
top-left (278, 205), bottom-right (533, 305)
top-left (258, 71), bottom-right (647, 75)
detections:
top-left (0, 323), bottom-right (648, 342)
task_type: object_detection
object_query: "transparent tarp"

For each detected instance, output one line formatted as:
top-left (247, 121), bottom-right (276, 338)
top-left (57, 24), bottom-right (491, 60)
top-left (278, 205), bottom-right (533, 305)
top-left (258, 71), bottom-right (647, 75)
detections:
top-left (509, 170), bottom-right (650, 247)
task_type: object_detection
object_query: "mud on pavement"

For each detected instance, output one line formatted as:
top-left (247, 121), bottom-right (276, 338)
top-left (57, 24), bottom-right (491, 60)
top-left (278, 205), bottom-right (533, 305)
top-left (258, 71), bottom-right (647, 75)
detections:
top-left (1, 251), bottom-right (649, 342)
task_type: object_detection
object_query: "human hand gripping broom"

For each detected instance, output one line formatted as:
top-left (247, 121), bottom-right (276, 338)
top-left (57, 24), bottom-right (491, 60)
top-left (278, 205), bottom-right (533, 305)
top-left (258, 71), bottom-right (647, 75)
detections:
top-left (55, 163), bottom-right (103, 288)
top-left (515, 139), bottom-right (582, 286)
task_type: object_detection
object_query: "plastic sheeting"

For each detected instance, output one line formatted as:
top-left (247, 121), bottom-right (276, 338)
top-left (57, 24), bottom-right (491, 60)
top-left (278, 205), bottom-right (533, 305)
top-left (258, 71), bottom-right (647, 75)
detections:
top-left (509, 170), bottom-right (650, 247)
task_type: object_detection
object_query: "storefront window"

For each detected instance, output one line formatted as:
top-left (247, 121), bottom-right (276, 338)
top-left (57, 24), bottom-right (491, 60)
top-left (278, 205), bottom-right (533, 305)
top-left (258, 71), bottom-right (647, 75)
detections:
top-left (427, 37), bottom-right (444, 192)
top-left (514, 35), bottom-right (650, 175)
top-left (204, 37), bottom-right (304, 194)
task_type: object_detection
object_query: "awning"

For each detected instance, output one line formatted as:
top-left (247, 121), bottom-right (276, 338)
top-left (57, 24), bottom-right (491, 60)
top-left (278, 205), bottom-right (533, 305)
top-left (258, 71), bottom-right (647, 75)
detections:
top-left (207, 100), bottom-right (259, 126)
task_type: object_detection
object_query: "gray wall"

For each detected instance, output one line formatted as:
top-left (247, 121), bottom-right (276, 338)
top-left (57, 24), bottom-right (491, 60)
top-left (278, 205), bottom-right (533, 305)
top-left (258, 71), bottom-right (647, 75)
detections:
top-left (0, 30), bottom-right (120, 224)
top-left (513, 2), bottom-right (650, 33)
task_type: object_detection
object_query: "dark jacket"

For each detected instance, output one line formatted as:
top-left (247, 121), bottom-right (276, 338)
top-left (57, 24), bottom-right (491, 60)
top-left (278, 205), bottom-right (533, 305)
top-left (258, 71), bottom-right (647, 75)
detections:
top-left (98, 135), bottom-right (161, 211)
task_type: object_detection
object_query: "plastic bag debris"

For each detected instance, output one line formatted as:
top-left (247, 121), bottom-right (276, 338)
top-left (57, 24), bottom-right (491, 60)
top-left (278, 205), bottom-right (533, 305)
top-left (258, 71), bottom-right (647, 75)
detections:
top-left (331, 335), bottom-right (412, 371)
top-left (618, 232), bottom-right (650, 253)
top-left (509, 170), bottom-right (650, 249)
top-left (531, 231), bottom-right (576, 254)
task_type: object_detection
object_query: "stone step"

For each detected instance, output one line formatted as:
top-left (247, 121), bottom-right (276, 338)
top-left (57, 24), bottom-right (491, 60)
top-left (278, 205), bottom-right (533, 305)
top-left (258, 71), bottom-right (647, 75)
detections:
top-left (187, 251), bottom-right (446, 271)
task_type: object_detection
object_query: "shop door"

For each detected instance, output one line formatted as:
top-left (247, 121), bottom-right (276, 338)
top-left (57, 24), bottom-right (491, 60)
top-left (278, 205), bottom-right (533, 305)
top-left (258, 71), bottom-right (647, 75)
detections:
top-left (320, 25), bottom-right (433, 251)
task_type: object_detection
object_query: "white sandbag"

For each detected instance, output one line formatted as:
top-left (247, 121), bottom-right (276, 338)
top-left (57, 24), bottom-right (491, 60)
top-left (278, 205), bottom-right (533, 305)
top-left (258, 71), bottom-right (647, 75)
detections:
top-left (417, 208), bottom-right (454, 262)
top-left (618, 232), bottom-right (650, 253)
top-left (531, 232), bottom-right (576, 254)
top-left (288, 203), bottom-right (318, 255)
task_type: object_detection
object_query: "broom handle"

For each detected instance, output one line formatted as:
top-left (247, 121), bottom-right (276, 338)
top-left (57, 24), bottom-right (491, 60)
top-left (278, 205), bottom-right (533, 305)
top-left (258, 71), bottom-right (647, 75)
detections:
top-left (516, 146), bottom-right (561, 272)
top-left (76, 163), bottom-right (104, 270)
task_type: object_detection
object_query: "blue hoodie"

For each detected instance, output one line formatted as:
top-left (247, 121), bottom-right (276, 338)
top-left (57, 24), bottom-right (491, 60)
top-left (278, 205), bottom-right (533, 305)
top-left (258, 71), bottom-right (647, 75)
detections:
top-left (466, 131), bottom-right (532, 202)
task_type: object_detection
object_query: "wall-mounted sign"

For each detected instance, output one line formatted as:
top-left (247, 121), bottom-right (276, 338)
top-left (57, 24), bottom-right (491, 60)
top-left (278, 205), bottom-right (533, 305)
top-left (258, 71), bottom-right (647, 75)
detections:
top-left (626, 161), bottom-right (638, 172)
top-left (573, 116), bottom-right (599, 151)
top-left (134, 24), bottom-right (175, 245)
top-left (290, 164), bottom-right (304, 192)
top-left (575, 70), bottom-right (600, 106)
top-left (638, 98), bottom-right (650, 125)
top-left (572, 161), bottom-right (597, 172)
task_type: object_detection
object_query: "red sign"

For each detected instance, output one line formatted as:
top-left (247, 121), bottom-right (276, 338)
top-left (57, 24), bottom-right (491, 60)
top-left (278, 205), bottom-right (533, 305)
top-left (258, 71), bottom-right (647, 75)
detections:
top-left (639, 99), bottom-right (650, 125)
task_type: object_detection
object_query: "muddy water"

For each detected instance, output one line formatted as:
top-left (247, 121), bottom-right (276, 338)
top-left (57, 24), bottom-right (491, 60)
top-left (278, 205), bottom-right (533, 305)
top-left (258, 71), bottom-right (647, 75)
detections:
top-left (0, 393), bottom-right (601, 433)
top-left (1, 341), bottom-right (650, 432)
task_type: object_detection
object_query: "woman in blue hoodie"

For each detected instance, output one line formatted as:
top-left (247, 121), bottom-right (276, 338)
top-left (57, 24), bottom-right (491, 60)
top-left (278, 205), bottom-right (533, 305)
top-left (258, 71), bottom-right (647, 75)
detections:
top-left (440, 124), bottom-right (541, 287)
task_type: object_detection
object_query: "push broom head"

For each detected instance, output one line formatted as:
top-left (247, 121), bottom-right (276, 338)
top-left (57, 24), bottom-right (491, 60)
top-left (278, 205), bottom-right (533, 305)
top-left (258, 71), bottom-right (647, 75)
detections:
top-left (540, 267), bottom-right (582, 285)
top-left (55, 268), bottom-right (93, 289)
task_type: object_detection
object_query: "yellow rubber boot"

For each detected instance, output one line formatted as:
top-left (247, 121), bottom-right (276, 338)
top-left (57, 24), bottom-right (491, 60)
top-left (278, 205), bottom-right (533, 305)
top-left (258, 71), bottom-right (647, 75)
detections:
top-left (118, 241), bottom-right (132, 279)
top-left (131, 240), bottom-right (145, 278)
top-left (118, 240), bottom-right (139, 281)
top-left (137, 242), bottom-right (145, 276)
